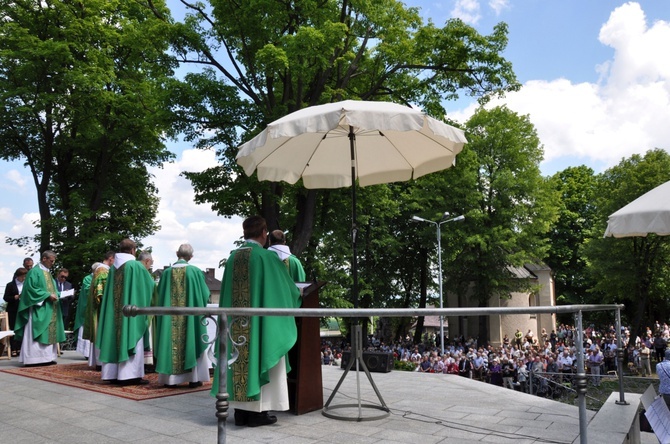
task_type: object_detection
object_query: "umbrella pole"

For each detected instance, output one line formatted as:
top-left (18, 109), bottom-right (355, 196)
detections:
top-left (322, 126), bottom-right (389, 421)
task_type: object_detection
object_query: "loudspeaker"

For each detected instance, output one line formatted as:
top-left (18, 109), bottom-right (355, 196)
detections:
top-left (341, 351), bottom-right (393, 373)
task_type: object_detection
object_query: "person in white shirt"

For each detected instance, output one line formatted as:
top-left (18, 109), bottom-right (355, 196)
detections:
top-left (588, 348), bottom-right (604, 386)
top-left (557, 349), bottom-right (573, 382)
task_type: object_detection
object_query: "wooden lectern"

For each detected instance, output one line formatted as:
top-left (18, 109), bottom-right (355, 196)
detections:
top-left (287, 281), bottom-right (326, 415)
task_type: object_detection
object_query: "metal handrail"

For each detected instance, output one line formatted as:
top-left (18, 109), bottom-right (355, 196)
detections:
top-left (124, 304), bottom-right (623, 318)
top-left (123, 303), bottom-right (625, 444)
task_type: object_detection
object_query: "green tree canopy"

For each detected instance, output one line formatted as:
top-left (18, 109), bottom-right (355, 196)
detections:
top-left (157, 0), bottom-right (519, 256)
top-left (443, 106), bottom-right (558, 341)
top-left (545, 166), bottom-right (597, 314)
top-left (0, 0), bottom-right (176, 280)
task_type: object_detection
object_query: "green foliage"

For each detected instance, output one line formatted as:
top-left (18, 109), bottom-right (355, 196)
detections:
top-left (582, 149), bottom-right (670, 337)
top-left (545, 166), bottom-right (598, 322)
top-left (157, 0), bottom-right (519, 313)
top-left (0, 0), bottom-right (175, 284)
top-left (394, 359), bottom-right (416, 372)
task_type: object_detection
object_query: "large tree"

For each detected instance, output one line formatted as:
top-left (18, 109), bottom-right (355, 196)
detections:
top-left (583, 149), bottom-right (670, 339)
top-left (442, 106), bottom-right (558, 342)
top-left (153, 0), bottom-right (519, 257)
top-left (0, 0), bottom-right (176, 277)
top-left (544, 166), bottom-right (598, 323)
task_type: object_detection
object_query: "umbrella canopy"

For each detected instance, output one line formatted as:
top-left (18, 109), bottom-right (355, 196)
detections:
top-left (604, 180), bottom-right (670, 238)
top-left (237, 100), bottom-right (467, 189)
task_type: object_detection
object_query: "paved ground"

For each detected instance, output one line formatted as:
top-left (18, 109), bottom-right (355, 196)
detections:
top-left (0, 351), bottom-right (659, 443)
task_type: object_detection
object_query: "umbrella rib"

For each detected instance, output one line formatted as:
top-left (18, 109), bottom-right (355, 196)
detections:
top-left (395, 130), bottom-right (457, 179)
top-left (299, 132), bottom-right (330, 182)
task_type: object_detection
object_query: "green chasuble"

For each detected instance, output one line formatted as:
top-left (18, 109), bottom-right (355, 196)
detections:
top-left (82, 265), bottom-right (109, 343)
top-left (73, 274), bottom-right (92, 331)
top-left (154, 260), bottom-right (210, 375)
top-left (211, 241), bottom-right (301, 399)
top-left (96, 259), bottom-right (154, 364)
top-left (13, 266), bottom-right (66, 345)
top-left (285, 255), bottom-right (306, 282)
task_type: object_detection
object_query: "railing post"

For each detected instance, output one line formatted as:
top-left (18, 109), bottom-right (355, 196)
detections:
top-left (576, 310), bottom-right (588, 444)
top-left (615, 307), bottom-right (628, 405)
top-left (215, 315), bottom-right (229, 444)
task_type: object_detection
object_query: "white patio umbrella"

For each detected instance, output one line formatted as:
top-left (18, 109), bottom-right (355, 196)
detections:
top-left (236, 99), bottom-right (467, 420)
top-left (604, 180), bottom-right (670, 238)
top-left (237, 100), bottom-right (467, 188)
top-left (237, 100), bottom-right (466, 305)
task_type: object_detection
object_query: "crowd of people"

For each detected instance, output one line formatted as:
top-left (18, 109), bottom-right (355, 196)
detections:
top-left (321, 322), bottom-right (670, 398)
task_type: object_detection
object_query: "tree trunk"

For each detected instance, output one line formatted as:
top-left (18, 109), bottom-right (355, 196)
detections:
top-left (292, 190), bottom-right (316, 256)
top-left (32, 112), bottom-right (55, 252)
top-left (37, 185), bottom-right (52, 252)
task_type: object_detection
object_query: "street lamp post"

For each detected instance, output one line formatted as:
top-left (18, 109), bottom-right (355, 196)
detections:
top-left (411, 213), bottom-right (465, 355)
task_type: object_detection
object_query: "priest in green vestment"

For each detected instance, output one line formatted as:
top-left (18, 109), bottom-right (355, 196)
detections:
top-left (14, 250), bottom-right (66, 366)
top-left (212, 216), bottom-right (302, 428)
top-left (155, 243), bottom-right (210, 388)
top-left (96, 239), bottom-right (154, 385)
top-left (73, 262), bottom-right (99, 359)
top-left (82, 252), bottom-right (114, 367)
top-left (268, 230), bottom-right (306, 282)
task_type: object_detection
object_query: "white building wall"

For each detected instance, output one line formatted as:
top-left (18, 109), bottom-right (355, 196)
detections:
top-left (445, 265), bottom-right (556, 346)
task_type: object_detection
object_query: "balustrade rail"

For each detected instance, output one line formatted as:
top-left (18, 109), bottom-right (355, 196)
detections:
top-left (123, 303), bottom-right (625, 444)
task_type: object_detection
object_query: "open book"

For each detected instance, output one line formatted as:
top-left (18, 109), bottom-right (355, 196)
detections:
top-left (59, 289), bottom-right (75, 298)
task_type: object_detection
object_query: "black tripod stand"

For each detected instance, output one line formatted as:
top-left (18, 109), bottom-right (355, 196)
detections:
top-left (322, 322), bottom-right (389, 420)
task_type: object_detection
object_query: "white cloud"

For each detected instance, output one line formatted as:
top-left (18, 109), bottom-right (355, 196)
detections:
top-left (599, 3), bottom-right (670, 88)
top-left (451, 0), bottom-right (481, 25)
top-left (144, 148), bottom-right (243, 280)
top-left (0, 211), bottom-right (40, 292)
top-left (0, 231), bottom-right (35, 295)
top-left (0, 167), bottom-right (31, 199)
top-left (6, 169), bottom-right (27, 188)
top-left (143, 216), bottom-right (242, 281)
top-left (10, 212), bottom-right (39, 236)
top-left (488, 0), bottom-right (509, 15)
top-left (0, 208), bottom-right (12, 222)
top-left (449, 2), bottom-right (670, 173)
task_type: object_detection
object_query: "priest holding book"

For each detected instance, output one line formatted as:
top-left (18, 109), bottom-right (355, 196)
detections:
top-left (14, 250), bottom-right (66, 366)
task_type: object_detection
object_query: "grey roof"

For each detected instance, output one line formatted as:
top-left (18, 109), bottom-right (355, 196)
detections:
top-left (507, 264), bottom-right (537, 279)
top-left (203, 268), bottom-right (221, 292)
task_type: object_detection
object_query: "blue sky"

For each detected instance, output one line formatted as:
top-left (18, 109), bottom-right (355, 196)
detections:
top-left (1, 0), bottom-right (668, 291)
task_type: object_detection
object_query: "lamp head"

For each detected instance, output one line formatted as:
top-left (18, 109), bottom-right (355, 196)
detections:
top-left (411, 215), bottom-right (427, 223)
top-left (440, 214), bottom-right (465, 224)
